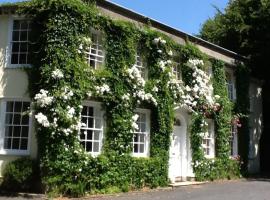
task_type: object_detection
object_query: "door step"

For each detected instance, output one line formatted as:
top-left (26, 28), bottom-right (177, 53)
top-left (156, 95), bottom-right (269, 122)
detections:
top-left (169, 181), bottom-right (207, 187)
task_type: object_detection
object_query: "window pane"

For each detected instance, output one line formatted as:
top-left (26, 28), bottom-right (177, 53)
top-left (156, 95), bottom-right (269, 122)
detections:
top-left (94, 130), bottom-right (100, 140)
top-left (20, 31), bottom-right (28, 41)
top-left (22, 102), bottom-right (30, 112)
top-left (80, 130), bottom-right (85, 140)
top-left (11, 53), bottom-right (19, 64)
top-left (12, 42), bottom-right (20, 52)
top-left (5, 114), bottom-right (13, 124)
top-left (93, 142), bottom-right (99, 152)
top-left (5, 126), bottom-right (13, 137)
top-left (82, 106), bottom-right (87, 115)
top-left (139, 144), bottom-right (144, 153)
top-left (21, 114), bottom-right (29, 125)
top-left (21, 126), bottom-right (29, 137)
top-left (20, 21), bottom-right (29, 29)
top-left (13, 20), bottom-right (20, 29)
top-left (6, 102), bottom-right (14, 112)
top-left (13, 126), bottom-right (21, 137)
top-left (95, 118), bottom-right (101, 129)
top-left (134, 144), bottom-right (138, 153)
top-left (4, 138), bottom-right (12, 149)
top-left (20, 139), bottom-right (28, 150)
top-left (13, 114), bottom-right (21, 125)
top-left (86, 142), bottom-right (92, 152)
top-left (12, 31), bottom-right (20, 41)
top-left (88, 117), bottom-right (94, 128)
top-left (14, 102), bottom-right (22, 112)
top-left (19, 53), bottom-right (27, 64)
top-left (20, 43), bottom-right (28, 52)
top-left (12, 138), bottom-right (20, 149)
top-left (87, 130), bottom-right (93, 140)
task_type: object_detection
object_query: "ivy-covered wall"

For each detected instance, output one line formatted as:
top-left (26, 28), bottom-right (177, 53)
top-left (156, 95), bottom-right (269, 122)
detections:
top-left (0, 0), bottom-right (247, 196)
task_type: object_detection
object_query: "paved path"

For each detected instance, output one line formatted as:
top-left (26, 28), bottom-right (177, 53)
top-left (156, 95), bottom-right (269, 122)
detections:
top-left (1, 179), bottom-right (270, 200)
top-left (81, 179), bottom-right (270, 200)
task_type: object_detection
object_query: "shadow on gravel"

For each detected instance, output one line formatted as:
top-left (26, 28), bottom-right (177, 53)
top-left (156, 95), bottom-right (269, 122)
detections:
top-left (246, 174), bottom-right (270, 182)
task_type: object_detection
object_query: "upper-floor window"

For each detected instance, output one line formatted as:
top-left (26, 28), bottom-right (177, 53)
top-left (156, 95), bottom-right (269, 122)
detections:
top-left (1, 100), bottom-right (31, 154)
top-left (134, 52), bottom-right (147, 79)
top-left (9, 19), bottom-right (31, 66)
top-left (132, 109), bottom-right (150, 157)
top-left (85, 30), bottom-right (104, 69)
top-left (172, 60), bottom-right (182, 81)
top-left (202, 120), bottom-right (215, 158)
top-left (226, 72), bottom-right (235, 101)
top-left (80, 102), bottom-right (103, 155)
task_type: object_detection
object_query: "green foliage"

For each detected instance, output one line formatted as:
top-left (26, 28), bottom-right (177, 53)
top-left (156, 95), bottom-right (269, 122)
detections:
top-left (212, 59), bottom-right (232, 159)
top-left (199, 0), bottom-right (270, 80)
top-left (1, 158), bottom-right (38, 192)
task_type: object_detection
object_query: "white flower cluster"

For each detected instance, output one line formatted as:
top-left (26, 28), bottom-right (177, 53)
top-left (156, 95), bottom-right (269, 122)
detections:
top-left (66, 106), bottom-right (76, 119)
top-left (34, 89), bottom-right (54, 108)
top-left (168, 79), bottom-right (185, 99)
top-left (126, 65), bottom-right (145, 87)
top-left (52, 69), bottom-right (64, 79)
top-left (61, 86), bottom-right (74, 100)
top-left (131, 114), bottom-right (139, 130)
top-left (153, 37), bottom-right (167, 45)
top-left (134, 90), bottom-right (158, 106)
top-left (95, 83), bottom-right (110, 95)
top-left (121, 93), bottom-right (130, 101)
top-left (35, 112), bottom-right (50, 127)
top-left (158, 60), bottom-right (172, 71)
top-left (188, 59), bottom-right (204, 67)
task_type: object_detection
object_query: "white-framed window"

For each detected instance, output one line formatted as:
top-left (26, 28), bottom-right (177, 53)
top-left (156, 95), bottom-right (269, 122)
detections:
top-left (202, 120), bottom-right (215, 158)
top-left (85, 30), bottom-right (104, 69)
top-left (134, 53), bottom-right (147, 79)
top-left (0, 100), bottom-right (31, 155)
top-left (79, 101), bottom-right (104, 155)
top-left (172, 60), bottom-right (182, 81)
top-left (132, 109), bottom-right (150, 157)
top-left (230, 125), bottom-right (238, 156)
top-left (7, 18), bottom-right (32, 67)
top-left (226, 72), bottom-right (236, 101)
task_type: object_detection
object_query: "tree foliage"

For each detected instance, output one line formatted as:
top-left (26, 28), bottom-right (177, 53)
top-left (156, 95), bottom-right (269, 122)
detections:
top-left (199, 0), bottom-right (270, 79)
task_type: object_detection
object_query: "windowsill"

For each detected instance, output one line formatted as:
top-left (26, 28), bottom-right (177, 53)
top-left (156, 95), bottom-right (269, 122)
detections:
top-left (0, 149), bottom-right (30, 156)
top-left (132, 153), bottom-right (148, 158)
top-left (204, 155), bottom-right (215, 159)
top-left (5, 64), bottom-right (32, 69)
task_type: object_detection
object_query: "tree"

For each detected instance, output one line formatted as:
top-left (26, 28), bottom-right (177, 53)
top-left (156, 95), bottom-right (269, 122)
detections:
top-left (199, 0), bottom-right (270, 79)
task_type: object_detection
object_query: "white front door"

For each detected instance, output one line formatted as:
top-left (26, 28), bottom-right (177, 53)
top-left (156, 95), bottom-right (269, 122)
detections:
top-left (169, 114), bottom-right (188, 182)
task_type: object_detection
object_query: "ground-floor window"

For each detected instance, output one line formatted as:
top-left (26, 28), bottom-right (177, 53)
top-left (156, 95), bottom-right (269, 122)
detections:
top-left (132, 109), bottom-right (150, 157)
top-left (202, 120), bottom-right (215, 158)
top-left (79, 101), bottom-right (103, 155)
top-left (0, 100), bottom-right (31, 155)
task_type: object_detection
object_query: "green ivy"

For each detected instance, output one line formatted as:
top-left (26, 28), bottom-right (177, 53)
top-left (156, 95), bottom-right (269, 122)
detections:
top-left (6, 0), bottom-right (245, 196)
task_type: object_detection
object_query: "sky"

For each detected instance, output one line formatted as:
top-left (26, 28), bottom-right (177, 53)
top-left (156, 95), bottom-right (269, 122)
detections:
top-left (0, 0), bottom-right (229, 35)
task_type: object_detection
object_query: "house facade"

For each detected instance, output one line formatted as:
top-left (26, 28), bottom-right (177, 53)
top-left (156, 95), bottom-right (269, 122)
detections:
top-left (0, 0), bottom-right (263, 188)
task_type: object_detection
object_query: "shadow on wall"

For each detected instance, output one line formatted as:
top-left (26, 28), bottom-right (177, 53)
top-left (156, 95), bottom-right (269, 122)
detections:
top-left (249, 86), bottom-right (263, 174)
top-left (260, 80), bottom-right (270, 173)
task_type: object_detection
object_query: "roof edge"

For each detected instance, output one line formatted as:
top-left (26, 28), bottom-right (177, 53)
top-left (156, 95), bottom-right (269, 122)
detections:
top-left (97, 0), bottom-right (245, 61)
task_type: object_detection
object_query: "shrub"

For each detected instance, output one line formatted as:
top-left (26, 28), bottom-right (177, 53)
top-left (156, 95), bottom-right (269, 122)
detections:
top-left (1, 157), bottom-right (39, 192)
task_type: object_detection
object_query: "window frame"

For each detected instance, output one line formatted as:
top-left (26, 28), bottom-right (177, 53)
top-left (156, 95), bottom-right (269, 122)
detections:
top-left (202, 119), bottom-right (215, 159)
top-left (0, 98), bottom-right (32, 155)
top-left (6, 16), bottom-right (32, 68)
top-left (79, 101), bottom-right (104, 156)
top-left (132, 108), bottom-right (151, 158)
top-left (85, 29), bottom-right (105, 70)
